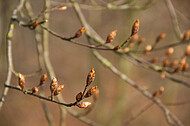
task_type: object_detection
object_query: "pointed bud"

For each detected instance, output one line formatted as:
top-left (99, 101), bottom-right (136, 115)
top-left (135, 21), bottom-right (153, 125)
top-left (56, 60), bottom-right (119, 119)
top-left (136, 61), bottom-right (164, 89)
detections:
top-left (74, 27), bottom-right (86, 38)
top-left (18, 73), bottom-right (25, 90)
top-left (105, 30), bottom-right (117, 43)
top-left (50, 77), bottom-right (58, 93)
top-left (156, 33), bottom-right (166, 43)
top-left (175, 64), bottom-right (183, 72)
top-left (84, 86), bottom-right (97, 98)
top-left (54, 85), bottom-right (64, 96)
top-left (163, 59), bottom-right (169, 67)
top-left (131, 19), bottom-right (139, 36)
top-left (151, 56), bottom-right (158, 63)
top-left (93, 88), bottom-right (99, 101)
top-left (86, 68), bottom-right (95, 87)
top-left (137, 37), bottom-right (145, 45)
top-left (180, 57), bottom-right (186, 65)
top-left (113, 45), bottom-right (120, 51)
top-left (182, 30), bottom-right (190, 41)
top-left (185, 44), bottom-right (190, 56)
top-left (32, 87), bottom-right (39, 93)
top-left (39, 73), bottom-right (47, 86)
top-left (182, 63), bottom-right (189, 72)
top-left (77, 102), bottom-right (91, 108)
top-left (58, 6), bottom-right (67, 11)
top-left (76, 92), bottom-right (83, 102)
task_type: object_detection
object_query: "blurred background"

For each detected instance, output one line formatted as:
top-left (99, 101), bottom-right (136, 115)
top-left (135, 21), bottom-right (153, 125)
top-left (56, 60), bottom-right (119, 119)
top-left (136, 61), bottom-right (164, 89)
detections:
top-left (0, 0), bottom-right (190, 126)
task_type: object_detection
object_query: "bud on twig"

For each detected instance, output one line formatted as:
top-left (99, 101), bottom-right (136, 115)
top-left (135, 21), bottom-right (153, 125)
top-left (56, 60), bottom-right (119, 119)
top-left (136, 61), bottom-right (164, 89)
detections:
top-left (131, 19), bottom-right (139, 36)
top-left (144, 45), bottom-right (152, 55)
top-left (93, 88), bottom-right (99, 101)
top-left (166, 48), bottom-right (174, 56)
top-left (113, 45), bottom-right (120, 51)
top-left (170, 59), bottom-right (179, 70)
top-left (76, 92), bottom-right (83, 102)
top-left (185, 45), bottom-right (190, 56)
top-left (105, 30), bottom-right (117, 44)
top-left (137, 37), bottom-right (145, 46)
top-left (74, 27), bottom-right (86, 38)
top-left (156, 33), bottom-right (166, 43)
top-left (84, 86), bottom-right (97, 98)
top-left (18, 73), bottom-right (25, 90)
top-left (153, 86), bottom-right (164, 97)
top-left (129, 34), bottom-right (139, 43)
top-left (50, 77), bottom-right (58, 93)
top-left (58, 6), bottom-right (67, 11)
top-left (54, 85), bottom-right (64, 96)
top-left (182, 30), bottom-right (190, 41)
top-left (77, 102), bottom-right (91, 108)
top-left (86, 68), bottom-right (95, 87)
top-left (151, 56), bottom-right (158, 63)
top-left (182, 63), bottom-right (189, 72)
top-left (39, 73), bottom-right (47, 86)
top-left (163, 59), bottom-right (169, 67)
top-left (32, 87), bottom-right (39, 93)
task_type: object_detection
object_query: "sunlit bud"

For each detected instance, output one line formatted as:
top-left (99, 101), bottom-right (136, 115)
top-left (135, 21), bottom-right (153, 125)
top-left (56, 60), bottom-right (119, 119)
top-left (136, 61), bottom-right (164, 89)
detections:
top-left (156, 33), bottom-right (166, 43)
top-left (131, 19), bottom-right (139, 36)
top-left (30, 21), bottom-right (39, 30)
top-left (144, 45), bottom-right (152, 55)
top-left (58, 6), bottom-right (67, 11)
top-left (124, 47), bottom-right (130, 53)
top-left (182, 63), bottom-right (189, 72)
top-left (93, 88), bottom-right (99, 101)
top-left (130, 34), bottom-right (139, 43)
top-left (113, 45), bottom-right (120, 51)
top-left (77, 102), bottom-right (91, 108)
top-left (84, 86), bottom-right (97, 98)
top-left (185, 45), bottom-right (190, 56)
top-left (163, 59), bottom-right (169, 67)
top-left (137, 37), bottom-right (145, 45)
top-left (175, 64), bottom-right (183, 72)
top-left (18, 73), bottom-right (25, 90)
top-left (76, 92), bottom-right (83, 102)
top-left (166, 48), bottom-right (174, 56)
top-left (54, 85), bottom-right (64, 96)
top-left (153, 86), bottom-right (164, 97)
top-left (170, 59), bottom-right (179, 69)
top-left (151, 56), bottom-right (158, 63)
top-left (179, 57), bottom-right (186, 65)
top-left (105, 30), bottom-right (117, 43)
top-left (159, 86), bottom-right (164, 93)
top-left (32, 87), bottom-right (39, 93)
top-left (182, 30), bottom-right (190, 41)
top-left (50, 77), bottom-right (58, 93)
top-left (161, 72), bottom-right (166, 79)
top-left (74, 27), bottom-right (86, 38)
top-left (39, 73), bottom-right (47, 86)
top-left (86, 68), bottom-right (95, 87)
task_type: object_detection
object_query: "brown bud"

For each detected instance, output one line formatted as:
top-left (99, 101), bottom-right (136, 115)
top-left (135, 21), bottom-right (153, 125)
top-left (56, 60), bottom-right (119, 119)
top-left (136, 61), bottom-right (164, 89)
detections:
top-left (50, 77), bottom-right (58, 93)
top-left (180, 57), bottom-right (186, 65)
top-left (32, 87), bottom-right (39, 93)
top-left (74, 27), bottom-right (86, 38)
top-left (156, 33), bottom-right (166, 43)
top-left (39, 73), bottom-right (47, 86)
top-left (161, 72), bottom-right (166, 79)
top-left (84, 86), bottom-right (97, 98)
top-left (128, 43), bottom-right (134, 48)
top-left (183, 63), bottom-right (189, 72)
top-left (93, 88), bottom-right (99, 101)
top-left (163, 59), bottom-right (169, 67)
top-left (77, 102), bottom-right (91, 108)
top-left (182, 30), bottom-right (190, 41)
top-left (113, 45), bottom-right (120, 51)
top-left (185, 45), bottom-right (190, 56)
top-left (86, 68), bottom-right (95, 87)
top-left (130, 34), bottom-right (139, 43)
top-left (153, 90), bottom-right (159, 97)
top-left (131, 19), bottom-right (139, 36)
top-left (54, 85), bottom-right (64, 96)
top-left (18, 73), bottom-right (25, 90)
top-left (175, 64), bottom-right (183, 72)
top-left (105, 30), bottom-right (117, 43)
top-left (124, 47), bottom-right (130, 53)
top-left (170, 59), bottom-right (179, 69)
top-left (137, 37), bottom-right (145, 45)
top-left (76, 92), bottom-right (83, 102)
top-left (144, 45), bottom-right (152, 55)
top-left (30, 21), bottom-right (39, 30)
top-left (166, 48), bottom-right (174, 56)
top-left (151, 56), bottom-right (158, 63)
top-left (153, 86), bottom-right (164, 97)
top-left (58, 6), bottom-right (67, 10)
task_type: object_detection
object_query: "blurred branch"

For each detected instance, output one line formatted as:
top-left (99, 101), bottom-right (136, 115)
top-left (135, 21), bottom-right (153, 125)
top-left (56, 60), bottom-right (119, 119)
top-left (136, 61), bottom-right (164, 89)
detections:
top-left (164, 0), bottom-right (181, 39)
top-left (0, 0), bottom-right (25, 111)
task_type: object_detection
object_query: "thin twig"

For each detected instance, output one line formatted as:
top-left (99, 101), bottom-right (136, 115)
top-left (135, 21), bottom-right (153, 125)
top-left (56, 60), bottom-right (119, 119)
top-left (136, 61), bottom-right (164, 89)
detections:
top-left (164, 0), bottom-right (181, 39)
top-left (0, 0), bottom-right (25, 111)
